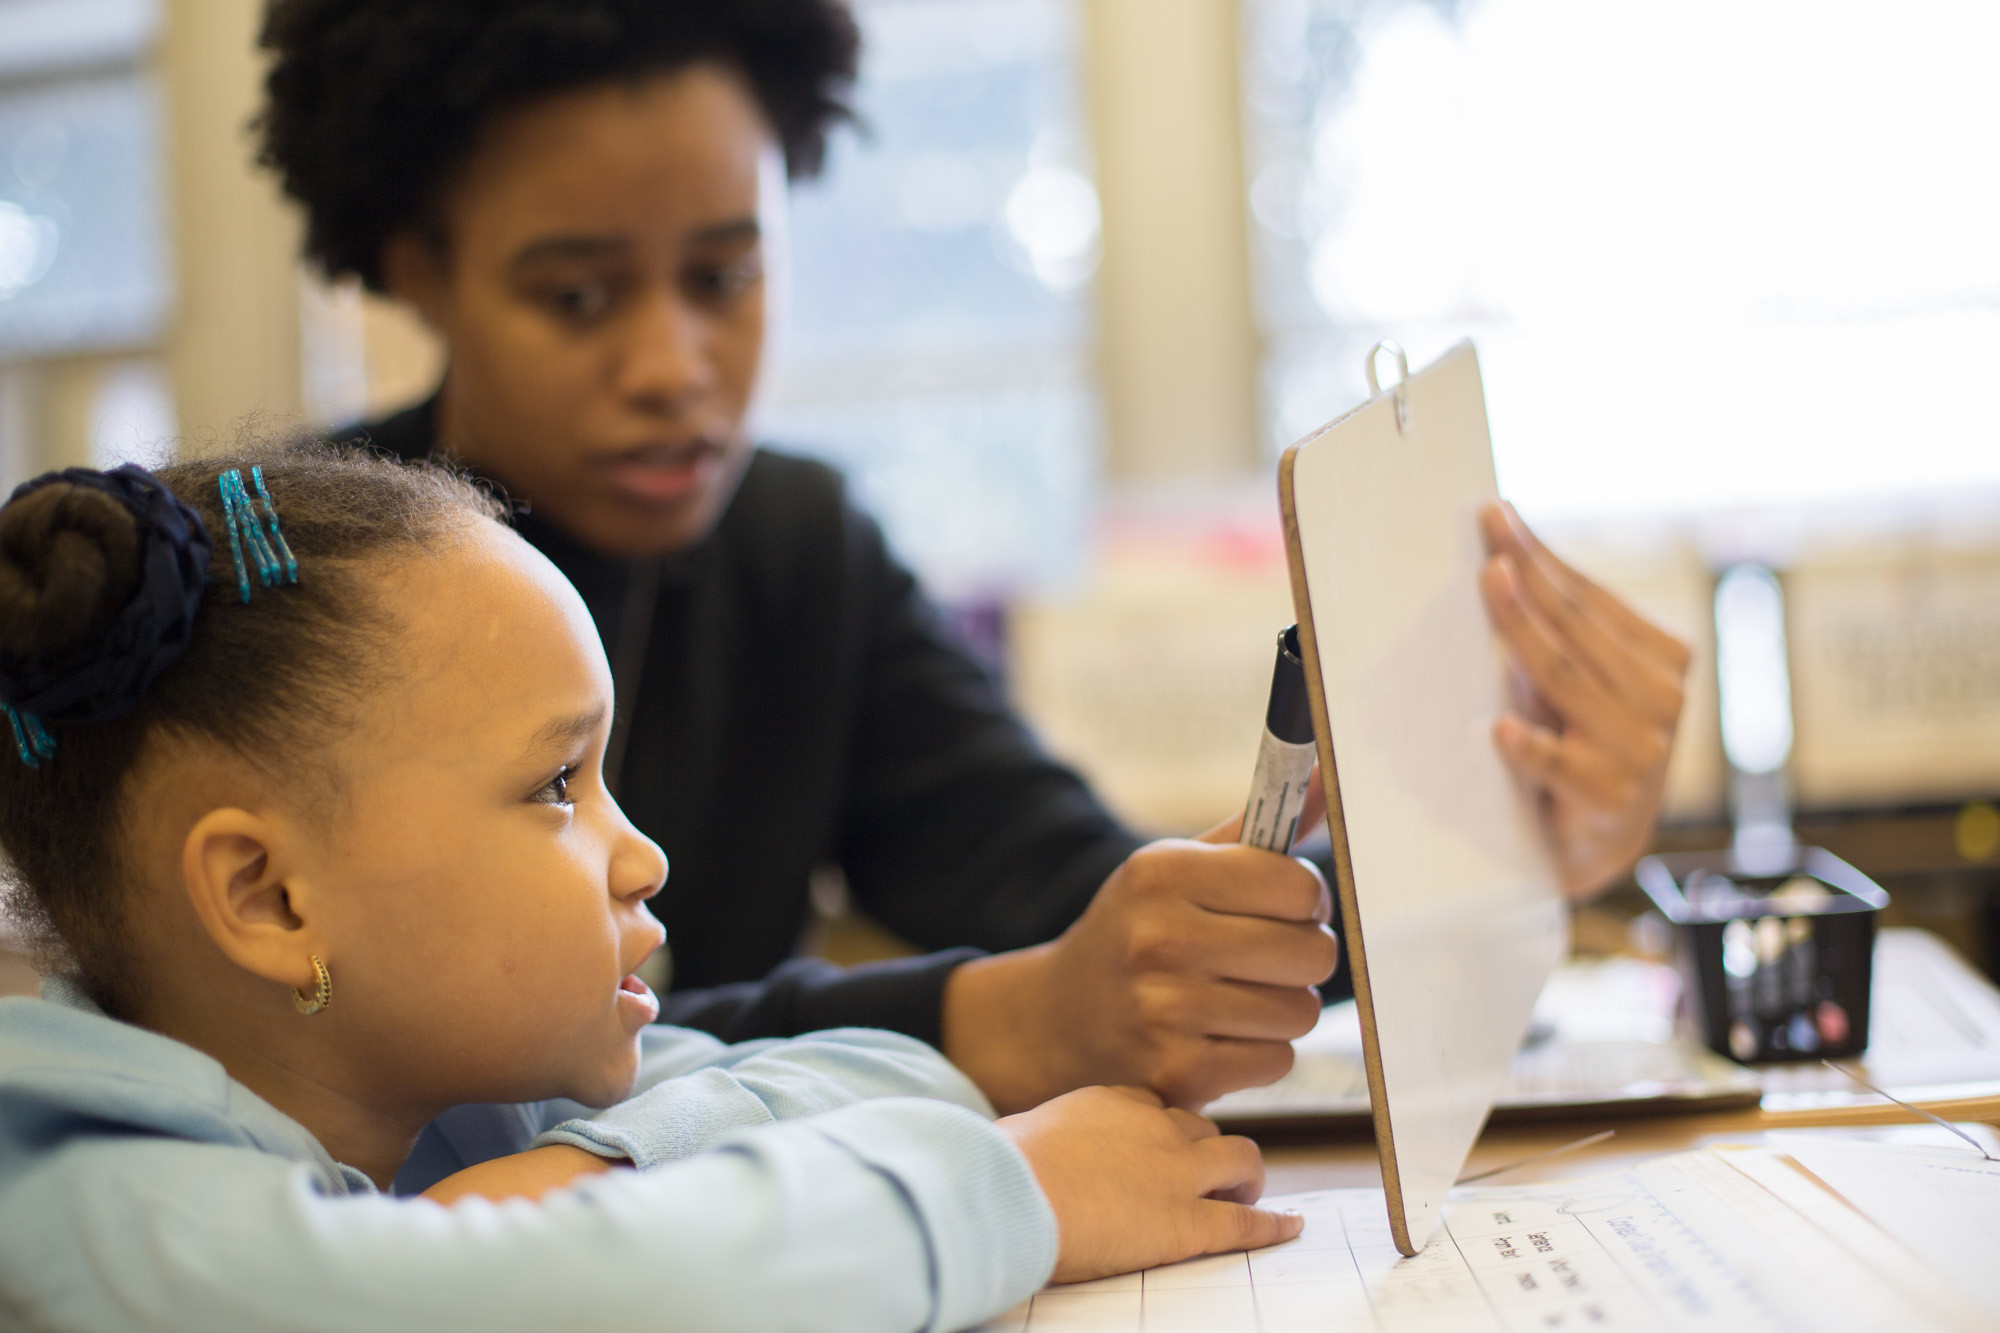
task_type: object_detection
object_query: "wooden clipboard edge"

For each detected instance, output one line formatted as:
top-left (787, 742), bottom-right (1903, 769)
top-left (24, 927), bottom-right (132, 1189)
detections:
top-left (1277, 417), bottom-right (1419, 1257)
top-left (1214, 1082), bottom-right (1768, 1145)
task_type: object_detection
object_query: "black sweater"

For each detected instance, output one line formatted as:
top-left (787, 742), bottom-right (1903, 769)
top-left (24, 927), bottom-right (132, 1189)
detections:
top-left (339, 400), bottom-right (1143, 1048)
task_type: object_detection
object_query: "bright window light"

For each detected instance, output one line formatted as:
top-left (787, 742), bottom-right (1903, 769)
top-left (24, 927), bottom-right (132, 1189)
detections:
top-left (754, 0), bottom-right (1098, 601)
top-left (1244, 0), bottom-right (2000, 520)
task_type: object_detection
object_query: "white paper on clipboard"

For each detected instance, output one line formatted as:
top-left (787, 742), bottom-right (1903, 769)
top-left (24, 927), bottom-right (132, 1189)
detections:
top-left (1278, 340), bottom-right (1568, 1255)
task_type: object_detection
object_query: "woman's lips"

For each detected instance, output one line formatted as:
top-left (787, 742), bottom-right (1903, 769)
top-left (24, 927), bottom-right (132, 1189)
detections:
top-left (602, 443), bottom-right (721, 505)
top-left (616, 973), bottom-right (660, 1027)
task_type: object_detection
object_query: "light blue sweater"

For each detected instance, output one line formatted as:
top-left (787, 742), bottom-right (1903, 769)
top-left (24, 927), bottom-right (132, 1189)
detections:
top-left (0, 979), bottom-right (1057, 1332)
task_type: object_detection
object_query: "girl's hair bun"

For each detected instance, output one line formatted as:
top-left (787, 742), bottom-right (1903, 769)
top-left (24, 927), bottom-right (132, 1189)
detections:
top-left (0, 445), bottom-right (502, 1019)
top-left (0, 483), bottom-right (144, 661)
top-left (0, 466), bottom-right (213, 726)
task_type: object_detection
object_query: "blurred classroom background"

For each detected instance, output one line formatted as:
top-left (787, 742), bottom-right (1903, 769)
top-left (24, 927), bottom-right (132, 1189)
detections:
top-left (2, 0), bottom-right (1998, 986)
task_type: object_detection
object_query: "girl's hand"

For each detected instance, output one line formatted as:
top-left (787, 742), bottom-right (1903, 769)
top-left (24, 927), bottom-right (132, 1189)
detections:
top-left (420, 1144), bottom-right (623, 1206)
top-left (996, 1085), bottom-right (1303, 1283)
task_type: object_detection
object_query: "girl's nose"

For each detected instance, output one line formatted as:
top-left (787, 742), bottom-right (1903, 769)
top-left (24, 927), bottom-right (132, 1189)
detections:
top-left (610, 813), bottom-right (669, 904)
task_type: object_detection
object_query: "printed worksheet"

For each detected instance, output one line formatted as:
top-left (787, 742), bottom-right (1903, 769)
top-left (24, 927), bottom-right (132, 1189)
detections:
top-left (1782, 1139), bottom-right (2000, 1322)
top-left (969, 1149), bottom-right (1985, 1332)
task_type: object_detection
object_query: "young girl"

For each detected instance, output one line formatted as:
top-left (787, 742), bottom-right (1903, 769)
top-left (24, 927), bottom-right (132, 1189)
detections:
top-left (0, 446), bottom-right (1298, 1330)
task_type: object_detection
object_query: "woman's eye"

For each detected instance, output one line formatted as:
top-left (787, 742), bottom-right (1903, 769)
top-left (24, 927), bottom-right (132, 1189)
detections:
top-left (689, 257), bottom-right (762, 303)
top-left (532, 767), bottom-right (576, 807)
top-left (547, 282), bottom-right (610, 321)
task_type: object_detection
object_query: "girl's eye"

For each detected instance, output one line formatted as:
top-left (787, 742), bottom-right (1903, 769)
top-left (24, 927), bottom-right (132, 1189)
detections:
top-left (532, 766), bottom-right (576, 807)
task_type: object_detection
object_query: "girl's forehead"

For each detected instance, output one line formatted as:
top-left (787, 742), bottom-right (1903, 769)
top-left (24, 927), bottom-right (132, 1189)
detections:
top-left (380, 524), bottom-right (608, 707)
top-left (338, 554), bottom-right (603, 781)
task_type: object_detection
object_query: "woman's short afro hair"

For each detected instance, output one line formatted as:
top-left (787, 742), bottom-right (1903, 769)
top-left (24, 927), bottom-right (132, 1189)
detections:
top-left (256, 0), bottom-right (861, 291)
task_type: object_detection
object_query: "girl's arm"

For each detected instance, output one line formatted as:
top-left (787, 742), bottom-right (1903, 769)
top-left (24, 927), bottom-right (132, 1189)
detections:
top-left (625, 1022), bottom-right (996, 1115)
top-left (536, 1025), bottom-right (1000, 1169)
top-left (418, 1143), bottom-right (619, 1205)
top-left (4, 1097), bottom-right (1053, 1333)
top-left (397, 1024), bottom-right (994, 1194)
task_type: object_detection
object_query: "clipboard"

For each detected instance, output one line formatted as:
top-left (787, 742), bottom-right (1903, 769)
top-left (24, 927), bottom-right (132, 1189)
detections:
top-left (1278, 340), bottom-right (1568, 1255)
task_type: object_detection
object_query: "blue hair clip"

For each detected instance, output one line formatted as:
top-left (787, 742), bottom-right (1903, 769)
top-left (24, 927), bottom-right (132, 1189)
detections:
top-left (249, 467), bottom-right (299, 583)
top-left (3, 704), bottom-right (54, 769)
top-left (217, 468), bottom-right (300, 603)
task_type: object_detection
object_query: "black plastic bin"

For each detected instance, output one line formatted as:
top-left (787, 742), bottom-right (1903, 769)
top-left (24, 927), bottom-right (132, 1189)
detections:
top-left (1634, 846), bottom-right (1888, 1064)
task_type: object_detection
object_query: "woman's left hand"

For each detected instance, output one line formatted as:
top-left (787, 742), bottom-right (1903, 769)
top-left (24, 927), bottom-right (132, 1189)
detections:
top-left (1477, 502), bottom-right (1691, 901)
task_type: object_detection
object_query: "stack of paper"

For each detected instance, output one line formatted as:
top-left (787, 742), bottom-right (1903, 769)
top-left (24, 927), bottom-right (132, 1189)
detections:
top-left (1210, 930), bottom-right (2000, 1131)
top-left (1208, 957), bottom-right (1760, 1128)
top-left (976, 1140), bottom-right (2000, 1331)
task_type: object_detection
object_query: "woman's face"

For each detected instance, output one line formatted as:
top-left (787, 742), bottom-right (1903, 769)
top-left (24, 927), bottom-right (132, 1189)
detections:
top-left (389, 64), bottom-right (778, 557)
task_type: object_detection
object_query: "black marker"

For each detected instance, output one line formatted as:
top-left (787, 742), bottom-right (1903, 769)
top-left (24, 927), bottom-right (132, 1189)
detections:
top-left (1241, 625), bottom-right (1317, 852)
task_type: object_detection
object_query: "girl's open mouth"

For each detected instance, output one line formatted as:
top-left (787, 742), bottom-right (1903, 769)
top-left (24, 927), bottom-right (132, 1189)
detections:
top-left (616, 973), bottom-right (660, 1027)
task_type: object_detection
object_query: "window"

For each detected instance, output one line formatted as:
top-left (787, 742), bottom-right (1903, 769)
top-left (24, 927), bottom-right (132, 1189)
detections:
top-left (752, 0), bottom-right (1100, 601)
top-left (0, 0), bottom-right (167, 361)
top-left (0, 0), bottom-right (171, 485)
top-left (1242, 0), bottom-right (2000, 519)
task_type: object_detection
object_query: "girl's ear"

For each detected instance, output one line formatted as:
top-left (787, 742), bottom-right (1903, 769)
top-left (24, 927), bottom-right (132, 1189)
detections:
top-left (179, 808), bottom-right (323, 995)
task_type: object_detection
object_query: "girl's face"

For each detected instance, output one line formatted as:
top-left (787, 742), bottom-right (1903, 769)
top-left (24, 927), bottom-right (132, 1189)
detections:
top-left (296, 518), bottom-right (668, 1113)
top-left (388, 63), bottom-right (778, 558)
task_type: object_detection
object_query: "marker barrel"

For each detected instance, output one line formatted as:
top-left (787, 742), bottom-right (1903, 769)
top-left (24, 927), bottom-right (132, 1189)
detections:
top-left (1241, 625), bottom-right (1317, 852)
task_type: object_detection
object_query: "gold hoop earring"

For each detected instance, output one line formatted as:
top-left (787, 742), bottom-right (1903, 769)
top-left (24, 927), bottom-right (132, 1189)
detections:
top-left (292, 954), bottom-right (332, 1016)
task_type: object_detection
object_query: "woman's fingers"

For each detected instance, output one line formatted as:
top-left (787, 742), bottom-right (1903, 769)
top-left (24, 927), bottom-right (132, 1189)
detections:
top-left (1491, 545), bottom-right (1685, 728)
top-left (1503, 504), bottom-right (1692, 667)
top-left (1481, 502), bottom-right (1689, 668)
top-left (1477, 502), bottom-right (1689, 901)
top-left (1160, 977), bottom-right (1329, 1042)
top-left (1493, 715), bottom-right (1633, 808)
top-left (1487, 539), bottom-right (1633, 699)
top-left (1495, 716), bottom-right (1664, 897)
top-left (1480, 557), bottom-right (1636, 741)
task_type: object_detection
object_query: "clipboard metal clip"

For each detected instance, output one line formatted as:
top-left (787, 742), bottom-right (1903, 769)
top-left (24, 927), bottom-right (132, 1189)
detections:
top-left (1365, 340), bottom-right (1411, 434)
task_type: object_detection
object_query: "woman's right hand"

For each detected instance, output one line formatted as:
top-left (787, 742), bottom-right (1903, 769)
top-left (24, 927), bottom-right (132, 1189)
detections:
top-left (995, 1085), bottom-right (1303, 1284)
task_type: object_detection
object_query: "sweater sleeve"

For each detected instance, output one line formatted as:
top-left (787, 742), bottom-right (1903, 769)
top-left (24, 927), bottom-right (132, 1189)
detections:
top-left (653, 949), bottom-right (984, 1048)
top-left (532, 1026), bottom-right (997, 1166)
top-left (835, 507), bottom-right (1146, 957)
top-left (394, 1023), bottom-right (994, 1195)
top-left (651, 489), bottom-right (1144, 1049)
top-left (0, 1098), bottom-right (1056, 1333)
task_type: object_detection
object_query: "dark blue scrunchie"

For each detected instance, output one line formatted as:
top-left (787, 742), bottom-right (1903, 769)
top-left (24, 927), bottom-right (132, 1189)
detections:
top-left (0, 464), bottom-right (213, 725)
